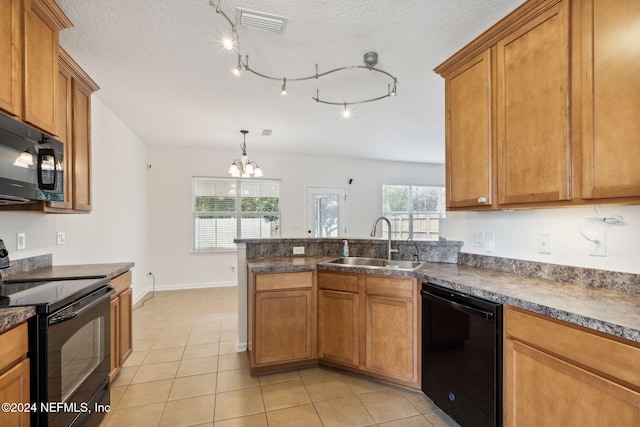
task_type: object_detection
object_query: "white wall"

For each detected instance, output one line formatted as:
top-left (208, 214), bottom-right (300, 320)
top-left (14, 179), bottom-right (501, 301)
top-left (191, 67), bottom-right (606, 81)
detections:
top-left (445, 205), bottom-right (640, 274)
top-left (0, 98), bottom-right (151, 301)
top-left (148, 144), bottom-right (640, 289)
top-left (147, 145), bottom-right (444, 289)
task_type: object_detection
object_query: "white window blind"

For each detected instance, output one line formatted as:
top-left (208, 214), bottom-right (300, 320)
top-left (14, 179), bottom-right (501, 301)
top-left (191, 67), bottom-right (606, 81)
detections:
top-left (382, 185), bottom-right (445, 240)
top-left (193, 177), bottom-right (281, 251)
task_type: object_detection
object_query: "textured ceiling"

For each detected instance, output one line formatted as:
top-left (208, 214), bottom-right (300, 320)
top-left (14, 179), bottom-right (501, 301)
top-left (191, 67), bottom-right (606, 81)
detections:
top-left (56, 0), bottom-right (524, 164)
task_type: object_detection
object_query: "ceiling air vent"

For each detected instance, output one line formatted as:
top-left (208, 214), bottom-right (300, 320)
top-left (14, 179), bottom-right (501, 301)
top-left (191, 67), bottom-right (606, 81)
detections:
top-left (236, 8), bottom-right (288, 34)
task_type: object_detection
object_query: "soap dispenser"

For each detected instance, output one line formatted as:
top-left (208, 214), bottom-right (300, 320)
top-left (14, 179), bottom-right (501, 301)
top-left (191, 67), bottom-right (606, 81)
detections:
top-left (342, 240), bottom-right (349, 257)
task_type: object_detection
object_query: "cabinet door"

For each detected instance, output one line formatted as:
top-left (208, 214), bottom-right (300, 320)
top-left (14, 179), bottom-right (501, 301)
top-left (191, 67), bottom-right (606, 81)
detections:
top-left (505, 338), bottom-right (640, 426)
top-left (580, 0), bottom-right (640, 199)
top-left (254, 289), bottom-right (315, 365)
top-left (318, 289), bottom-right (359, 367)
top-left (109, 296), bottom-right (121, 379)
top-left (0, 0), bottom-right (22, 117)
top-left (71, 79), bottom-right (92, 211)
top-left (119, 288), bottom-right (133, 366)
top-left (496, 0), bottom-right (571, 205)
top-left (50, 61), bottom-right (73, 210)
top-left (23, 0), bottom-right (59, 134)
top-left (445, 50), bottom-right (493, 209)
top-left (365, 295), bottom-right (416, 382)
top-left (0, 359), bottom-right (30, 427)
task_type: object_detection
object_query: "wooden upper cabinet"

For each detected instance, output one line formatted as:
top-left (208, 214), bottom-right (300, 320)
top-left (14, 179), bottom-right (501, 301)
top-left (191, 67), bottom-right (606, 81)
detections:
top-left (0, 0), bottom-right (22, 117)
top-left (51, 59), bottom-right (73, 210)
top-left (71, 78), bottom-right (93, 211)
top-left (496, 0), bottom-right (571, 205)
top-left (580, 0), bottom-right (640, 200)
top-left (55, 49), bottom-right (99, 212)
top-left (23, 0), bottom-right (72, 135)
top-left (444, 50), bottom-right (493, 209)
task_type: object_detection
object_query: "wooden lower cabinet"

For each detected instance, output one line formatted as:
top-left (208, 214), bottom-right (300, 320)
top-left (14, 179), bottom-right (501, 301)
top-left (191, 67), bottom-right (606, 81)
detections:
top-left (318, 289), bottom-right (359, 367)
top-left (365, 295), bottom-right (416, 382)
top-left (0, 322), bottom-right (30, 427)
top-left (249, 271), bottom-right (317, 371)
top-left (317, 271), bottom-right (420, 388)
top-left (505, 306), bottom-right (640, 426)
top-left (109, 271), bottom-right (133, 380)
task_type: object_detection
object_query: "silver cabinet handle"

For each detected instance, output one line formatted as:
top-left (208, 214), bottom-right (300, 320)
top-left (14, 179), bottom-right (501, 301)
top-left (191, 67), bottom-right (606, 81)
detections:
top-left (477, 196), bottom-right (487, 204)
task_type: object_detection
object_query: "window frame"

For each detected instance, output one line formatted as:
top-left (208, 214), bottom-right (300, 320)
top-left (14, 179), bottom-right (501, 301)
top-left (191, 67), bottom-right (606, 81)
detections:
top-left (382, 184), bottom-right (446, 240)
top-left (192, 177), bottom-right (281, 252)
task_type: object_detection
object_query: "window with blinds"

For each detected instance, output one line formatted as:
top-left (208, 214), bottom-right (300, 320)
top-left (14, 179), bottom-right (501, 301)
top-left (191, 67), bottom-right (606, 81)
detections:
top-left (382, 185), bottom-right (445, 240)
top-left (193, 177), bottom-right (281, 251)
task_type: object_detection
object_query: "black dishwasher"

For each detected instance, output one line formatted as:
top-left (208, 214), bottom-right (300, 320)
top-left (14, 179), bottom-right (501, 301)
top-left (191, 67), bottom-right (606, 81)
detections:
top-left (421, 282), bottom-right (502, 427)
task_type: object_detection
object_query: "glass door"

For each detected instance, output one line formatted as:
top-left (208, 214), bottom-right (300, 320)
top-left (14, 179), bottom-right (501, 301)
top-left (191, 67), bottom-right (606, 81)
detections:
top-left (306, 187), bottom-right (346, 237)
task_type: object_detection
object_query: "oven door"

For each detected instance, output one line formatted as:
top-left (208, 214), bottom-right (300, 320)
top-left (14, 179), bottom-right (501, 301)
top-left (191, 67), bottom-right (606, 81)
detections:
top-left (46, 286), bottom-right (114, 427)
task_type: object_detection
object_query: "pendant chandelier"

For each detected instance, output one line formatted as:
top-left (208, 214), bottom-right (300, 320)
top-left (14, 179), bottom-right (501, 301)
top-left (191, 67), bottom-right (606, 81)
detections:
top-left (228, 130), bottom-right (263, 177)
top-left (209, 1), bottom-right (398, 117)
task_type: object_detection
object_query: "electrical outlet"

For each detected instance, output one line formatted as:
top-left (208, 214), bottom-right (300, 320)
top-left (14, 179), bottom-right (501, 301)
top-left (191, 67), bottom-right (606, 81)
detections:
top-left (293, 246), bottom-right (305, 255)
top-left (588, 232), bottom-right (606, 257)
top-left (56, 231), bottom-right (65, 245)
top-left (16, 232), bottom-right (26, 250)
top-left (537, 233), bottom-right (551, 254)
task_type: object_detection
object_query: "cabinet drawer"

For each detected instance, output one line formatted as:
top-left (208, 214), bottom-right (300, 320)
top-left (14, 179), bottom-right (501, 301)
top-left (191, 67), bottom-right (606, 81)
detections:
top-left (110, 270), bottom-right (132, 297)
top-left (256, 271), bottom-right (313, 291)
top-left (318, 271), bottom-right (359, 293)
top-left (365, 276), bottom-right (415, 299)
top-left (0, 322), bottom-right (28, 372)
top-left (505, 306), bottom-right (640, 389)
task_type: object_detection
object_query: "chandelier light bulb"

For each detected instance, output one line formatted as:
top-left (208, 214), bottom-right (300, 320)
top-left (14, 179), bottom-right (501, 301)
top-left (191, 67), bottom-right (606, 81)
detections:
top-left (228, 130), bottom-right (263, 178)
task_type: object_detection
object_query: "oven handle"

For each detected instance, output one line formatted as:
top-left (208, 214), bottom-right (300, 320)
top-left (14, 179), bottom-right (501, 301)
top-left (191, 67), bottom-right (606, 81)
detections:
top-left (421, 289), bottom-right (495, 320)
top-left (48, 286), bottom-right (115, 326)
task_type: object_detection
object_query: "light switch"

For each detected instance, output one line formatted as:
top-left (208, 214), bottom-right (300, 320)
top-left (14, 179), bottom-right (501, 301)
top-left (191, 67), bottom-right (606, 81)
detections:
top-left (483, 232), bottom-right (495, 252)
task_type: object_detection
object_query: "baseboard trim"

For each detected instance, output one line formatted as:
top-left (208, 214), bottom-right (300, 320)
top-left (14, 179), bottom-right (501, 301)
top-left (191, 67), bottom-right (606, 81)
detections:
top-left (132, 281), bottom-right (237, 305)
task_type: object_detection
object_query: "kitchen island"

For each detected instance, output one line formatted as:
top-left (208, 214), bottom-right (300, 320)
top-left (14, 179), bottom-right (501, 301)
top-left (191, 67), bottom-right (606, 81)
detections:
top-left (247, 255), bottom-right (640, 344)
top-left (245, 250), bottom-right (640, 424)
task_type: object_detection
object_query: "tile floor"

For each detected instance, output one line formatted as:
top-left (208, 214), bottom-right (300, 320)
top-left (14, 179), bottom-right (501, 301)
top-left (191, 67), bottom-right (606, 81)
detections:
top-left (100, 287), bottom-right (460, 427)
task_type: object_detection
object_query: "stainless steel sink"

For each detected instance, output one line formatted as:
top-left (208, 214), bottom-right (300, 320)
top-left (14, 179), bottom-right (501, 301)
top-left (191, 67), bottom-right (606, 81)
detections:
top-left (322, 257), bottom-right (422, 271)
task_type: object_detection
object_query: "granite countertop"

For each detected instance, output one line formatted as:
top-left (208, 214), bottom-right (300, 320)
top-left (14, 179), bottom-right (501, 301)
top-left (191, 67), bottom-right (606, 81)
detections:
top-left (247, 256), bottom-right (640, 344)
top-left (248, 256), bottom-right (335, 273)
top-left (0, 306), bottom-right (36, 334)
top-left (0, 262), bottom-right (135, 334)
top-left (2, 262), bottom-right (135, 282)
top-left (419, 262), bottom-right (640, 344)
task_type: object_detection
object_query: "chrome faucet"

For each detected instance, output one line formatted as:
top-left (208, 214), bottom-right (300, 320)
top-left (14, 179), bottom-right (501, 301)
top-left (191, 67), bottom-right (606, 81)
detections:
top-left (370, 216), bottom-right (398, 260)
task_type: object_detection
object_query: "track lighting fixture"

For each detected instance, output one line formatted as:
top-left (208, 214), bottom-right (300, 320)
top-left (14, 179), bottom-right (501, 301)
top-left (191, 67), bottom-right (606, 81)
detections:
top-left (209, 1), bottom-right (398, 117)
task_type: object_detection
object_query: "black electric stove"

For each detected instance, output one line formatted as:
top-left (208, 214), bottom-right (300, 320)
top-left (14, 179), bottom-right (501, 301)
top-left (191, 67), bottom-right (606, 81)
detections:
top-left (0, 276), bottom-right (109, 312)
top-left (0, 240), bottom-right (114, 426)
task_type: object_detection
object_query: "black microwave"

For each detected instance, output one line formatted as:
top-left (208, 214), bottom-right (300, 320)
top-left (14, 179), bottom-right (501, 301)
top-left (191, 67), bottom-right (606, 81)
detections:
top-left (0, 113), bottom-right (64, 205)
